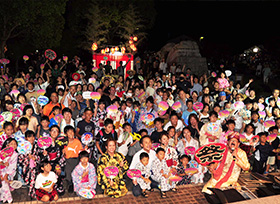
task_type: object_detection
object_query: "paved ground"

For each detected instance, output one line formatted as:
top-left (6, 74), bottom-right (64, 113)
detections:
top-left (12, 184), bottom-right (208, 204)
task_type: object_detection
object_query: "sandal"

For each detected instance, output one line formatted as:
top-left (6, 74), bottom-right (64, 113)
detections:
top-left (142, 190), bottom-right (149, 198)
top-left (161, 191), bottom-right (167, 198)
top-left (171, 187), bottom-right (178, 192)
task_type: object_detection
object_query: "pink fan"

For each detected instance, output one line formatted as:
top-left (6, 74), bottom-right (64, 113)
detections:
top-left (239, 134), bottom-right (249, 144)
top-left (45, 49), bottom-right (57, 61)
top-left (193, 102), bottom-right (203, 111)
top-left (234, 101), bottom-right (244, 109)
top-left (0, 115), bottom-right (4, 123)
top-left (264, 120), bottom-right (276, 128)
top-left (267, 133), bottom-right (277, 143)
top-left (218, 110), bottom-right (230, 118)
top-left (158, 101), bottom-right (169, 111)
top-left (92, 67), bottom-right (98, 72)
top-left (0, 58), bottom-right (10, 65)
top-left (23, 55), bottom-right (29, 61)
top-left (127, 169), bottom-right (141, 182)
top-left (20, 103), bottom-right (29, 111)
top-left (184, 146), bottom-right (196, 155)
top-left (10, 90), bottom-right (20, 98)
top-left (106, 105), bottom-right (118, 114)
top-left (37, 137), bottom-right (52, 150)
top-left (78, 189), bottom-right (95, 199)
top-left (211, 72), bottom-right (217, 77)
top-left (37, 89), bottom-right (46, 96)
top-left (10, 108), bottom-right (21, 120)
top-left (63, 56), bottom-right (68, 62)
top-left (0, 147), bottom-right (14, 170)
top-left (138, 92), bottom-right (145, 99)
top-left (258, 111), bottom-right (266, 119)
top-left (104, 166), bottom-right (119, 180)
top-left (90, 92), bottom-right (101, 100)
top-left (88, 78), bottom-right (96, 84)
top-left (258, 103), bottom-right (265, 111)
top-left (185, 168), bottom-right (198, 174)
top-left (54, 114), bottom-right (63, 122)
top-left (172, 101), bottom-right (181, 111)
top-left (151, 143), bottom-right (160, 150)
top-left (40, 64), bottom-right (45, 69)
top-left (169, 175), bottom-right (182, 182)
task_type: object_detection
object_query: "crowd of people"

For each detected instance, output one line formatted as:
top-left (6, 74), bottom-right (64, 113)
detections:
top-left (0, 50), bottom-right (279, 203)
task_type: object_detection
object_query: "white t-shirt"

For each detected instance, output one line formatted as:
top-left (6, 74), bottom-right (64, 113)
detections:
top-left (130, 149), bottom-right (156, 170)
top-left (35, 171), bottom-right (57, 189)
top-left (164, 120), bottom-right (184, 132)
top-left (117, 133), bottom-right (133, 156)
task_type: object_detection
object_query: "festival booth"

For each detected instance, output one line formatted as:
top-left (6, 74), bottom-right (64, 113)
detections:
top-left (93, 52), bottom-right (134, 79)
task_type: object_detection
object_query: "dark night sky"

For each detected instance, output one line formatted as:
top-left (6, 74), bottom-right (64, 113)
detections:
top-left (148, 1), bottom-right (280, 55)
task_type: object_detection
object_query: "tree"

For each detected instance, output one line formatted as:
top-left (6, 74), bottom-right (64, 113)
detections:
top-left (0, 0), bottom-right (67, 58)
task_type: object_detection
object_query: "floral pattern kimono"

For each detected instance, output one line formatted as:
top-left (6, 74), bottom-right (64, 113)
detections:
top-left (71, 162), bottom-right (97, 194)
top-left (18, 143), bottom-right (40, 198)
top-left (0, 151), bottom-right (18, 203)
top-left (39, 141), bottom-right (66, 194)
top-left (97, 152), bottom-right (128, 198)
top-left (92, 108), bottom-right (107, 135)
top-left (106, 110), bottom-right (125, 134)
top-left (159, 145), bottom-right (178, 168)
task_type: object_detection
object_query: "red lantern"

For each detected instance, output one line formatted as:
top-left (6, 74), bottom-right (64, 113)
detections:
top-left (105, 47), bottom-right (109, 53)
top-left (91, 43), bottom-right (98, 51)
top-left (133, 36), bottom-right (138, 41)
top-left (129, 40), bottom-right (133, 44)
top-left (110, 47), bottom-right (115, 54)
top-left (101, 49), bottom-right (105, 54)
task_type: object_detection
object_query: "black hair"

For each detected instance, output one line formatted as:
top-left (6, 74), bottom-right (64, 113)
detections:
top-left (209, 111), bottom-right (218, 118)
top-left (154, 117), bottom-right (164, 124)
top-left (122, 122), bottom-right (131, 129)
top-left (104, 118), bottom-right (114, 127)
top-left (138, 129), bottom-right (148, 136)
top-left (18, 117), bottom-right (29, 126)
top-left (268, 126), bottom-right (278, 133)
top-left (3, 121), bottom-right (13, 129)
top-left (64, 126), bottom-right (75, 134)
top-left (226, 119), bottom-right (235, 125)
top-left (84, 107), bottom-right (93, 113)
top-left (51, 106), bottom-right (61, 112)
top-left (140, 135), bottom-right (151, 145)
top-left (146, 96), bottom-right (154, 104)
top-left (41, 115), bottom-right (50, 122)
top-left (179, 154), bottom-right (191, 162)
top-left (25, 130), bottom-right (35, 138)
top-left (62, 107), bottom-right (72, 115)
top-left (50, 125), bottom-right (60, 133)
top-left (23, 105), bottom-right (34, 116)
top-left (257, 132), bottom-right (268, 137)
top-left (40, 160), bottom-right (51, 173)
top-left (156, 147), bottom-right (165, 154)
top-left (1, 138), bottom-right (17, 150)
top-left (140, 152), bottom-right (149, 160)
top-left (79, 150), bottom-right (90, 160)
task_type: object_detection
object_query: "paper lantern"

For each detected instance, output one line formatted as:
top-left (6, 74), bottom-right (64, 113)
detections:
top-left (115, 46), bottom-right (119, 51)
top-left (105, 47), bottom-right (110, 53)
top-left (110, 47), bottom-right (115, 54)
top-left (133, 36), bottom-right (138, 41)
top-left (129, 40), bottom-right (133, 44)
top-left (101, 49), bottom-right (105, 54)
top-left (91, 43), bottom-right (98, 51)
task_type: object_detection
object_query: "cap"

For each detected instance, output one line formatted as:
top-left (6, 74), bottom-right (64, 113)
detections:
top-left (219, 91), bottom-right (226, 97)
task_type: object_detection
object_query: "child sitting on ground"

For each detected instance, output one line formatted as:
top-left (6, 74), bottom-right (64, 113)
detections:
top-left (133, 152), bottom-right (151, 197)
top-left (151, 147), bottom-right (176, 198)
top-left (177, 154), bottom-right (192, 185)
top-left (71, 151), bottom-right (97, 196)
top-left (35, 160), bottom-right (59, 202)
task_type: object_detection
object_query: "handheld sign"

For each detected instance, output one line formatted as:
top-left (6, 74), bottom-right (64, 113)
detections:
top-left (37, 136), bottom-right (52, 150)
top-left (193, 102), bottom-right (203, 111)
top-left (141, 113), bottom-right (155, 127)
top-left (267, 133), bottom-right (277, 143)
top-left (78, 189), bottom-right (95, 199)
top-left (158, 101), bottom-right (169, 111)
top-left (10, 180), bottom-right (23, 189)
top-left (83, 91), bottom-right (92, 100)
top-left (45, 49), bottom-right (57, 61)
top-left (172, 101), bottom-right (181, 111)
top-left (127, 169), bottom-right (141, 183)
top-left (218, 110), bottom-right (230, 118)
top-left (264, 120), bottom-right (276, 129)
top-left (37, 95), bottom-right (49, 106)
top-left (37, 89), bottom-right (46, 96)
top-left (1, 112), bottom-right (13, 122)
top-left (194, 143), bottom-right (227, 166)
top-left (104, 166), bottom-right (119, 180)
top-left (184, 146), bottom-right (196, 156)
top-left (17, 140), bottom-right (32, 155)
top-left (106, 105), bottom-right (118, 114)
top-left (81, 132), bottom-right (93, 146)
top-left (151, 143), bottom-right (160, 150)
top-left (90, 92), bottom-right (101, 101)
top-left (0, 147), bottom-right (14, 169)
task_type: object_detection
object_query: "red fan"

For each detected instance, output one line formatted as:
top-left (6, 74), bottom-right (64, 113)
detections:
top-left (45, 49), bottom-right (57, 61)
top-left (72, 73), bottom-right (80, 81)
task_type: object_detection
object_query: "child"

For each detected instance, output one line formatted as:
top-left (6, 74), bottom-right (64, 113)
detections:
top-left (37, 116), bottom-right (51, 138)
top-left (95, 118), bottom-right (118, 155)
top-left (177, 155), bottom-right (192, 185)
top-left (151, 147), bottom-right (176, 198)
top-left (93, 100), bottom-right (107, 135)
top-left (133, 152), bottom-right (151, 197)
top-left (39, 125), bottom-right (65, 195)
top-left (117, 123), bottom-right (135, 157)
top-left (252, 132), bottom-right (273, 174)
top-left (265, 126), bottom-right (280, 174)
top-left (129, 101), bottom-right (141, 133)
top-left (63, 126), bottom-right (83, 193)
top-left (18, 130), bottom-right (40, 198)
top-left (150, 118), bottom-right (167, 143)
top-left (49, 106), bottom-right (62, 127)
top-left (35, 160), bottom-right (59, 202)
top-left (240, 99), bottom-right (252, 132)
top-left (14, 117), bottom-right (29, 141)
top-left (167, 126), bottom-right (177, 147)
top-left (219, 120), bottom-right (236, 145)
top-left (71, 151), bottom-right (97, 196)
top-left (76, 107), bottom-right (95, 139)
top-left (60, 108), bottom-right (75, 136)
top-left (0, 138), bottom-right (18, 203)
top-left (0, 122), bottom-right (14, 148)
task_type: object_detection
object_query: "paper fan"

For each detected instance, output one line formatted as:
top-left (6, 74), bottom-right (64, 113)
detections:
top-left (37, 136), bottom-right (52, 150)
top-left (37, 95), bottom-right (49, 106)
top-left (184, 146), bottom-right (196, 155)
top-left (207, 122), bottom-right (220, 133)
top-left (37, 89), bottom-right (46, 96)
top-left (138, 91), bottom-right (145, 99)
top-left (0, 58), bottom-right (10, 65)
top-left (267, 133), bottom-right (277, 143)
top-left (239, 134), bottom-right (250, 144)
top-left (264, 120), bottom-right (276, 128)
top-left (90, 92), bottom-right (101, 101)
top-left (151, 143), bottom-right (160, 150)
top-left (17, 140), bottom-right (32, 154)
top-left (258, 103), bottom-right (265, 111)
top-left (92, 67), bottom-right (98, 72)
top-left (88, 78), bottom-right (96, 84)
top-left (218, 110), bottom-right (230, 118)
top-left (44, 49), bottom-right (57, 61)
top-left (169, 175), bottom-right (182, 182)
top-left (258, 111), bottom-right (266, 119)
top-left (193, 102), bottom-right (203, 111)
top-left (106, 105), bottom-right (118, 114)
top-left (195, 143), bottom-right (227, 166)
top-left (233, 101), bottom-right (244, 110)
top-left (23, 55), bottom-right (29, 61)
top-left (0, 115), bottom-right (4, 123)
top-left (127, 169), bottom-right (141, 179)
top-left (9, 90), bottom-right (20, 98)
top-left (20, 103), bottom-right (29, 111)
top-left (10, 180), bottom-right (22, 189)
top-left (78, 188), bottom-right (95, 199)
top-left (81, 132), bottom-right (93, 146)
top-left (225, 70), bottom-right (232, 77)
top-left (211, 72), bottom-right (217, 77)
top-left (72, 73), bottom-right (80, 81)
top-left (82, 91), bottom-right (92, 100)
top-left (40, 64), bottom-right (45, 69)
top-left (0, 147), bottom-right (14, 160)
top-left (141, 113), bottom-right (155, 127)
top-left (1, 112), bottom-right (13, 121)
top-left (185, 168), bottom-right (198, 174)
top-left (63, 56), bottom-right (68, 62)
top-left (104, 166), bottom-right (119, 179)
top-left (54, 114), bottom-right (63, 122)
top-left (188, 160), bottom-right (199, 168)
top-left (172, 101), bottom-right (181, 111)
top-left (158, 101), bottom-right (169, 111)
top-left (10, 108), bottom-right (21, 120)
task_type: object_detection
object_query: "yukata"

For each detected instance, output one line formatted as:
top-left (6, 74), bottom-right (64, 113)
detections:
top-left (135, 162), bottom-right (151, 190)
top-left (151, 157), bottom-right (175, 191)
top-left (0, 151), bottom-right (18, 203)
top-left (202, 148), bottom-right (250, 194)
top-left (39, 141), bottom-right (66, 194)
top-left (92, 108), bottom-right (107, 135)
top-left (199, 122), bottom-right (222, 146)
top-left (71, 162), bottom-right (97, 195)
top-left (137, 108), bottom-right (158, 135)
top-left (18, 143), bottom-right (40, 198)
top-left (97, 152), bottom-right (129, 198)
top-left (176, 163), bottom-right (191, 185)
top-left (106, 110), bottom-right (125, 134)
top-left (176, 137), bottom-right (199, 157)
top-left (159, 145), bottom-right (178, 168)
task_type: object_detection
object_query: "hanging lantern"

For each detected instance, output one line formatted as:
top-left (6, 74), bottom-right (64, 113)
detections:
top-left (101, 49), bottom-right (105, 54)
top-left (130, 36), bottom-right (133, 40)
top-left (133, 36), bottom-right (138, 41)
top-left (105, 47), bottom-right (110, 53)
top-left (130, 44), bottom-right (137, 51)
top-left (110, 47), bottom-right (115, 54)
top-left (115, 46), bottom-right (119, 51)
top-left (129, 40), bottom-right (133, 44)
top-left (91, 43), bottom-right (98, 51)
